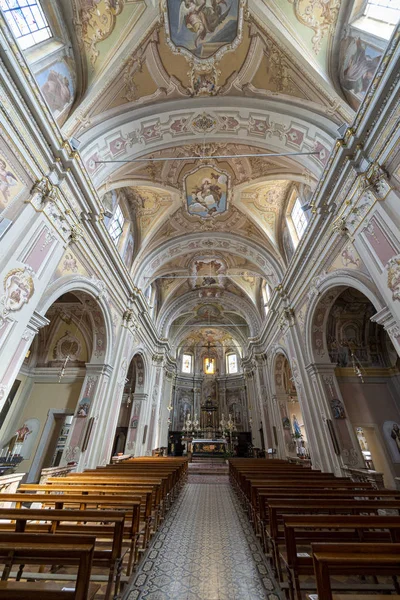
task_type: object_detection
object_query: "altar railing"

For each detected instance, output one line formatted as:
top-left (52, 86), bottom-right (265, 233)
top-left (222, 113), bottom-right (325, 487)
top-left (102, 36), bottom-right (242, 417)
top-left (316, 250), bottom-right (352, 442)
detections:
top-left (342, 466), bottom-right (385, 490)
top-left (39, 465), bottom-right (76, 483)
top-left (0, 472), bottom-right (25, 493)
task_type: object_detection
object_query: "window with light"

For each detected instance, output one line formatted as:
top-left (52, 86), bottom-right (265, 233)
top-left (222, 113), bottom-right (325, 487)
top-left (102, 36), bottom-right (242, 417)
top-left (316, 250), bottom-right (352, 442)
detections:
top-left (364, 0), bottom-right (400, 25)
top-left (227, 354), bottom-right (238, 374)
top-left (264, 283), bottom-right (271, 315)
top-left (182, 354), bottom-right (192, 374)
top-left (108, 204), bottom-right (125, 245)
top-left (204, 357), bottom-right (215, 375)
top-left (291, 198), bottom-right (307, 241)
top-left (0, 0), bottom-right (52, 49)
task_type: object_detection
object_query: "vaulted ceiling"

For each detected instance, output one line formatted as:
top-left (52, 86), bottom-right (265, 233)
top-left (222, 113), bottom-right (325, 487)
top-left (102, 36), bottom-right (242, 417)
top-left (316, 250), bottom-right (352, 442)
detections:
top-left (52, 0), bottom-right (379, 357)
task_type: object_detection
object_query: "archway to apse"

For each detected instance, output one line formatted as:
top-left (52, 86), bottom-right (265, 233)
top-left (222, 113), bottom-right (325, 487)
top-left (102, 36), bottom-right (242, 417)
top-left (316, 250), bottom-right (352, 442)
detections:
top-left (0, 290), bottom-right (108, 483)
top-left (111, 353), bottom-right (146, 459)
top-left (273, 353), bottom-right (309, 460)
top-left (311, 284), bottom-right (400, 488)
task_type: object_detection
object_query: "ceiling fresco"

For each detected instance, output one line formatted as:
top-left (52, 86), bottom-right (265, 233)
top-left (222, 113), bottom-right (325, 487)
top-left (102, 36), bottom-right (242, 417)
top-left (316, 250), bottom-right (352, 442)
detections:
top-left (53, 0), bottom-right (388, 360)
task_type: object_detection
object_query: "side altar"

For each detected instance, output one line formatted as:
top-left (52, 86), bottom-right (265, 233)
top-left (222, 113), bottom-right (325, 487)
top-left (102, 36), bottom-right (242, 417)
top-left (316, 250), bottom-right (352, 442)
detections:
top-left (191, 438), bottom-right (227, 457)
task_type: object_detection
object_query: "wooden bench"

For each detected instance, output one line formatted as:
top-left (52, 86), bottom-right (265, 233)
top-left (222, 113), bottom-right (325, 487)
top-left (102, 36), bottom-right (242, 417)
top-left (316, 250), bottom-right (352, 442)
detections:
top-left (256, 488), bottom-right (400, 551)
top-left (0, 494), bottom-right (142, 576)
top-left (311, 543), bottom-right (400, 600)
top-left (266, 498), bottom-right (400, 576)
top-left (0, 533), bottom-right (98, 600)
top-left (281, 515), bottom-right (400, 600)
top-left (0, 508), bottom-right (125, 600)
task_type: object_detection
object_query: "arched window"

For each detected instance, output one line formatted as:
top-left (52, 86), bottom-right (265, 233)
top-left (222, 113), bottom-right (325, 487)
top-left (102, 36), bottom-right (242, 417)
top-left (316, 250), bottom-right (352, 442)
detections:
top-left (144, 284), bottom-right (152, 302)
top-left (263, 282), bottom-right (272, 315)
top-left (182, 354), bottom-right (192, 374)
top-left (227, 354), bottom-right (238, 374)
top-left (364, 0), bottom-right (400, 25)
top-left (0, 1), bottom-right (52, 49)
top-left (204, 357), bottom-right (215, 375)
top-left (108, 204), bottom-right (125, 246)
top-left (291, 198), bottom-right (307, 240)
top-left (356, 0), bottom-right (400, 38)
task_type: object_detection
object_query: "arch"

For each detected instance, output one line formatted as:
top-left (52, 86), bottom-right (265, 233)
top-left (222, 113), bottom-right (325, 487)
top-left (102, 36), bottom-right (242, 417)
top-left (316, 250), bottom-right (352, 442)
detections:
top-left (126, 348), bottom-right (150, 394)
top-left (157, 290), bottom-right (261, 340)
top-left (37, 275), bottom-right (114, 366)
top-left (269, 346), bottom-right (309, 459)
top-left (79, 98), bottom-right (338, 187)
top-left (304, 271), bottom-right (385, 365)
top-left (134, 232), bottom-right (285, 289)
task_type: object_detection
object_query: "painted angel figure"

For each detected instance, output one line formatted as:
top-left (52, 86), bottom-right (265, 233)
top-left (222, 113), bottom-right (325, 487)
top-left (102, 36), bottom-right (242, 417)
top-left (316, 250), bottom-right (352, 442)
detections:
top-left (0, 159), bottom-right (18, 203)
top-left (178, 0), bottom-right (231, 47)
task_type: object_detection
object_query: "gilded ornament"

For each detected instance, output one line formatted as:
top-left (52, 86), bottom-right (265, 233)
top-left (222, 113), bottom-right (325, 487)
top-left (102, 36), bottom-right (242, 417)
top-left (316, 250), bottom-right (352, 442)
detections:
top-left (287, 0), bottom-right (340, 54)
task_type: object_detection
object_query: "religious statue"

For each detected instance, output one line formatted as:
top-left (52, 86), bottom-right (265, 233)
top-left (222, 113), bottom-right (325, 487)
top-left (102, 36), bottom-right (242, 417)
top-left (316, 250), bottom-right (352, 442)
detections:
top-left (391, 423), bottom-right (400, 454)
top-left (15, 423), bottom-right (31, 443)
top-left (330, 398), bottom-right (346, 419)
top-left (292, 414), bottom-right (302, 438)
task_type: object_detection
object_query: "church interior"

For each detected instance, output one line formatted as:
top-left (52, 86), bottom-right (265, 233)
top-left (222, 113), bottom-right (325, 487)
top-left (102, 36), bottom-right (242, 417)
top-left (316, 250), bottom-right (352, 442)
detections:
top-left (0, 0), bottom-right (400, 598)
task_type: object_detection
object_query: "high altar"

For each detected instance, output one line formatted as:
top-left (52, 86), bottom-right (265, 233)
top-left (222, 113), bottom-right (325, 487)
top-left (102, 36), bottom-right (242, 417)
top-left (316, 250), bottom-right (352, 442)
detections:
top-left (191, 439), bottom-right (227, 456)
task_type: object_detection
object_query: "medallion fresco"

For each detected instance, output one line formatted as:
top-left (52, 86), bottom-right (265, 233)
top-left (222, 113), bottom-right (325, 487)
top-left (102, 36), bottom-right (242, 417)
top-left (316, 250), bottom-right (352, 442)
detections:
top-left (165, 0), bottom-right (243, 61)
top-left (184, 165), bottom-right (229, 218)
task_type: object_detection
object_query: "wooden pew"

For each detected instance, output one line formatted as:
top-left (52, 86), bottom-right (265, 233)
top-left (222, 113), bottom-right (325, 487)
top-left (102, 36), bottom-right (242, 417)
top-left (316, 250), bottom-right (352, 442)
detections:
top-left (248, 479), bottom-right (374, 534)
top-left (311, 543), bottom-right (400, 600)
top-left (0, 494), bottom-right (141, 576)
top-left (0, 508), bottom-right (124, 600)
top-left (282, 515), bottom-right (400, 600)
top-left (256, 488), bottom-right (400, 550)
top-left (266, 498), bottom-right (400, 577)
top-left (0, 533), bottom-right (98, 600)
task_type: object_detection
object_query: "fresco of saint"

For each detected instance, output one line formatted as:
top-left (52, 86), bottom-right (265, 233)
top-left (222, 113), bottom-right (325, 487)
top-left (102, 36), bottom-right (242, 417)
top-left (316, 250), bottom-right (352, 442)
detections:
top-left (166, 0), bottom-right (241, 60)
top-left (185, 166), bottom-right (229, 218)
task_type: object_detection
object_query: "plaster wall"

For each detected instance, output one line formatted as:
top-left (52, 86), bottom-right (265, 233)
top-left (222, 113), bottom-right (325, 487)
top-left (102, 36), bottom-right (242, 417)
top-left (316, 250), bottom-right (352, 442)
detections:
top-left (15, 380), bottom-right (82, 473)
top-left (338, 376), bottom-right (400, 484)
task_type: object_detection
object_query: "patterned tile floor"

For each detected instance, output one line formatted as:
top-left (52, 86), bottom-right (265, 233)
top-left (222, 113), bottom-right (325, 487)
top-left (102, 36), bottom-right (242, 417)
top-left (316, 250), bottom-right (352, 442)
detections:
top-left (125, 480), bottom-right (282, 600)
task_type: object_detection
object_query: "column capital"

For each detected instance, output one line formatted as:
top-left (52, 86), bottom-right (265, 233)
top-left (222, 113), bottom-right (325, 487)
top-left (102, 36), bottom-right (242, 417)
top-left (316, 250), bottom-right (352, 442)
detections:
top-left (132, 392), bottom-right (148, 402)
top-left (85, 363), bottom-right (114, 378)
top-left (371, 306), bottom-right (397, 330)
top-left (28, 311), bottom-right (50, 333)
top-left (305, 362), bottom-right (336, 376)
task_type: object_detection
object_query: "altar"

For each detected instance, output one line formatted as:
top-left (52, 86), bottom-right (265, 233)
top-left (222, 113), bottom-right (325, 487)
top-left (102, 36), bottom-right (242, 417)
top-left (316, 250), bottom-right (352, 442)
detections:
top-left (192, 438), bottom-right (228, 457)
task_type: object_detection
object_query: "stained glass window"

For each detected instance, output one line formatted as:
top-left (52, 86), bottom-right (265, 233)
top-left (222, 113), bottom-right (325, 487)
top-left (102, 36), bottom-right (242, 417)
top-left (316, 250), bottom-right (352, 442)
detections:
top-left (204, 357), bottom-right (215, 375)
top-left (0, 1), bottom-right (52, 49)
top-left (182, 354), bottom-right (192, 374)
top-left (109, 204), bottom-right (124, 245)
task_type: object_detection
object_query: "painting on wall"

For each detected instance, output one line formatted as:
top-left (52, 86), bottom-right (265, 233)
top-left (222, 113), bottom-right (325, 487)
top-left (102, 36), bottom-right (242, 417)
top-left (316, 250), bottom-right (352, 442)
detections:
top-left (184, 165), bottom-right (229, 218)
top-left (340, 36), bottom-right (382, 108)
top-left (383, 420), bottom-right (400, 463)
top-left (76, 397), bottom-right (91, 418)
top-left (0, 150), bottom-right (25, 212)
top-left (165, 0), bottom-right (243, 61)
top-left (123, 232), bottom-right (134, 269)
top-left (36, 61), bottom-right (75, 120)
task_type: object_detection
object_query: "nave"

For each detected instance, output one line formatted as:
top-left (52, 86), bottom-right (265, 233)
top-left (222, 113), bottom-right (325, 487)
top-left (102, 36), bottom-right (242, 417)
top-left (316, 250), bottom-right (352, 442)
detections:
top-left (126, 474), bottom-right (281, 600)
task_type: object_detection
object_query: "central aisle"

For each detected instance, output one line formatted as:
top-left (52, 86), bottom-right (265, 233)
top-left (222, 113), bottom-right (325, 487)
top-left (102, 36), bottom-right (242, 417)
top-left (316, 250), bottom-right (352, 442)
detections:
top-left (126, 480), bottom-right (282, 600)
